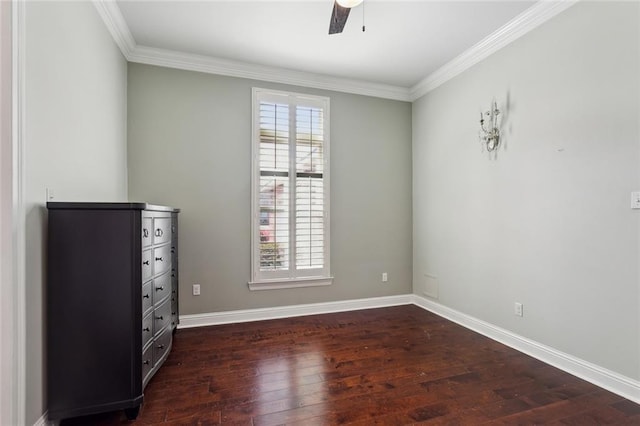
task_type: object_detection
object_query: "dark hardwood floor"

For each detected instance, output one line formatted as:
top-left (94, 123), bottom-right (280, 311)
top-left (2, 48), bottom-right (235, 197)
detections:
top-left (62, 305), bottom-right (640, 425)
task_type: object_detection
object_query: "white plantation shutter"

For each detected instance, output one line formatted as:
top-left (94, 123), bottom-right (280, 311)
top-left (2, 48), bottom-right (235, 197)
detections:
top-left (259, 102), bottom-right (290, 271)
top-left (251, 89), bottom-right (331, 288)
top-left (295, 106), bottom-right (324, 270)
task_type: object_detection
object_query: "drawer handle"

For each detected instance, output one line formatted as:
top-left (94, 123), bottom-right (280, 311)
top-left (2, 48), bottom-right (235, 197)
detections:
top-left (143, 327), bottom-right (150, 332)
top-left (155, 257), bottom-right (163, 262)
top-left (155, 228), bottom-right (163, 237)
top-left (143, 360), bottom-right (150, 365)
top-left (172, 312), bottom-right (176, 315)
top-left (143, 294), bottom-right (150, 299)
top-left (143, 260), bottom-right (150, 266)
top-left (156, 315), bottom-right (164, 320)
top-left (143, 229), bottom-right (149, 238)
top-left (155, 286), bottom-right (164, 291)
top-left (157, 344), bottom-right (165, 349)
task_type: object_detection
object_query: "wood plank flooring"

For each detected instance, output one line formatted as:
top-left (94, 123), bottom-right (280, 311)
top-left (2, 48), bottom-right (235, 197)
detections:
top-left (61, 305), bottom-right (640, 425)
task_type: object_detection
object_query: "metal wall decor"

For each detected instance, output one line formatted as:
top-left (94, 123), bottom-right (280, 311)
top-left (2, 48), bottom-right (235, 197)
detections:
top-left (479, 100), bottom-right (500, 152)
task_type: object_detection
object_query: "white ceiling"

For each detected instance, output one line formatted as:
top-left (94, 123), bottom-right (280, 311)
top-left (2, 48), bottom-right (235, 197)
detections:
top-left (115, 1), bottom-right (536, 90)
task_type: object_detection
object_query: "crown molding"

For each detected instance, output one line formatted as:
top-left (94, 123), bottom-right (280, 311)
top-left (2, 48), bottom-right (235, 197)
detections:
top-left (93, 0), bottom-right (578, 102)
top-left (91, 0), bottom-right (406, 101)
top-left (409, 0), bottom-right (579, 101)
top-left (128, 45), bottom-right (411, 101)
top-left (92, 0), bottom-right (135, 59)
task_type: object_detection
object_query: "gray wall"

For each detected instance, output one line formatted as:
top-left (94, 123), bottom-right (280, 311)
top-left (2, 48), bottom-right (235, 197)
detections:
top-left (24, 2), bottom-right (128, 423)
top-left (127, 64), bottom-right (413, 314)
top-left (412, 1), bottom-right (639, 379)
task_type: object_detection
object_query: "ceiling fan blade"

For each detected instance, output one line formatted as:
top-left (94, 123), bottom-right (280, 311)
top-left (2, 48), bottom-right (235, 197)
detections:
top-left (328, 1), bottom-right (351, 35)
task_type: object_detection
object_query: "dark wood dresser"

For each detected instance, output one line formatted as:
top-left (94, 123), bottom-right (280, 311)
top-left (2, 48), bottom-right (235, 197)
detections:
top-left (46, 202), bottom-right (180, 421)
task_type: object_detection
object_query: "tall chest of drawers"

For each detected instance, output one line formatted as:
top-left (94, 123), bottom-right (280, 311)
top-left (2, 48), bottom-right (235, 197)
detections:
top-left (46, 202), bottom-right (180, 421)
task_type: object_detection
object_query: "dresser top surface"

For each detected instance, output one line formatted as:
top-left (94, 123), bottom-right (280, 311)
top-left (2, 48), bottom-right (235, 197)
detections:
top-left (46, 202), bottom-right (179, 213)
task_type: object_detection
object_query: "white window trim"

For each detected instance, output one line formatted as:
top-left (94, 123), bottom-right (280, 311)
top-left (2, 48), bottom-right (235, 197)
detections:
top-left (249, 87), bottom-right (332, 290)
top-left (248, 276), bottom-right (333, 291)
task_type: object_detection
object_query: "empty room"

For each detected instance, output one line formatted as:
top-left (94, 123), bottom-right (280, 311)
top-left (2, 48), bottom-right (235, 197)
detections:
top-left (2, 0), bottom-right (640, 424)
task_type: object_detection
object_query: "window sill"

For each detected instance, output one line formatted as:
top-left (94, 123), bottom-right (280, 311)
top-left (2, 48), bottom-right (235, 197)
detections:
top-left (248, 276), bottom-right (334, 291)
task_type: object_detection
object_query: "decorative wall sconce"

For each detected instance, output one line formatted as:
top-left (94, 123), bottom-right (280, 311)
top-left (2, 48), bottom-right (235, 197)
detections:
top-left (479, 100), bottom-right (500, 152)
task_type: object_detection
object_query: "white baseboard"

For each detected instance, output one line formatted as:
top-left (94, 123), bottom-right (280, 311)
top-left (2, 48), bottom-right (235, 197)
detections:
top-left (178, 294), bottom-right (413, 328)
top-left (411, 295), bottom-right (640, 405)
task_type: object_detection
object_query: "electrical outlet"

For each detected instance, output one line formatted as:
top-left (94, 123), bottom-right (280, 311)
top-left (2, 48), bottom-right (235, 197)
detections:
top-left (632, 192), bottom-right (640, 209)
top-left (514, 302), bottom-right (523, 317)
top-left (192, 284), bottom-right (201, 296)
top-left (382, 272), bottom-right (388, 282)
top-left (46, 188), bottom-right (55, 201)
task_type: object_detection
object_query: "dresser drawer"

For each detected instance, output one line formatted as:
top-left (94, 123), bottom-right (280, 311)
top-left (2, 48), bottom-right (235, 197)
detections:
top-left (171, 287), bottom-right (177, 305)
top-left (169, 263), bottom-right (178, 289)
top-left (142, 280), bottom-right (153, 315)
top-left (153, 217), bottom-right (171, 245)
top-left (171, 305), bottom-right (180, 329)
top-left (153, 329), bottom-right (172, 366)
top-left (171, 217), bottom-right (178, 240)
top-left (171, 281), bottom-right (178, 328)
top-left (153, 245), bottom-right (170, 277)
top-left (153, 298), bottom-right (171, 336)
top-left (171, 243), bottom-right (178, 264)
top-left (141, 217), bottom-right (153, 248)
top-left (142, 312), bottom-right (153, 348)
top-left (153, 272), bottom-right (171, 305)
top-left (142, 249), bottom-right (152, 282)
top-left (142, 343), bottom-right (153, 386)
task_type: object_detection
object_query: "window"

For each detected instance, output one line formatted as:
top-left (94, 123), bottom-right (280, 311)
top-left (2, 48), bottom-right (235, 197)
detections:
top-left (250, 88), bottom-right (331, 290)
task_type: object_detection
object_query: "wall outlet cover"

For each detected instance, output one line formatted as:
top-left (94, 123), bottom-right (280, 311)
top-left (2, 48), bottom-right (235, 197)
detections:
top-left (423, 274), bottom-right (439, 299)
top-left (514, 302), bottom-right (523, 317)
top-left (631, 192), bottom-right (640, 209)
